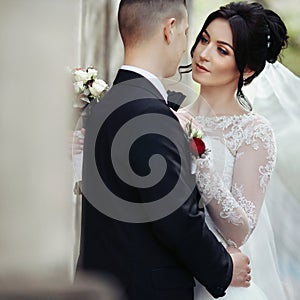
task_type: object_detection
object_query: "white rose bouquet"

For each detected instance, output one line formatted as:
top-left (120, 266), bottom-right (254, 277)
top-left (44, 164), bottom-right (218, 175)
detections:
top-left (72, 66), bottom-right (108, 109)
top-left (71, 66), bottom-right (109, 129)
top-left (71, 67), bottom-right (109, 184)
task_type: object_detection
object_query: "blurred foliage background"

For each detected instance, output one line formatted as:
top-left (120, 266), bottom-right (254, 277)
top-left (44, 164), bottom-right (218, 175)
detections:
top-left (190, 0), bottom-right (300, 76)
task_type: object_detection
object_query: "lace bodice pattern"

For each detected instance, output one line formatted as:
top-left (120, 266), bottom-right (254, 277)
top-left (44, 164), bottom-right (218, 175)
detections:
top-left (177, 111), bottom-right (277, 248)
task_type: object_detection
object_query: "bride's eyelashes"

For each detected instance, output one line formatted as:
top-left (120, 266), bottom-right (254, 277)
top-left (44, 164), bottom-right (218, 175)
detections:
top-left (218, 47), bottom-right (229, 55)
top-left (199, 34), bottom-right (209, 44)
top-left (199, 34), bottom-right (230, 56)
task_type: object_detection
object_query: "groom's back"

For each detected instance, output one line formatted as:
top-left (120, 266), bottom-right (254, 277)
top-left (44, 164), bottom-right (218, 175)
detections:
top-left (80, 78), bottom-right (196, 300)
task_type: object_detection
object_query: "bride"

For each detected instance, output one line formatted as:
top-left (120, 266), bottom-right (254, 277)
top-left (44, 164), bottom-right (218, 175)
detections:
top-left (175, 2), bottom-right (289, 299)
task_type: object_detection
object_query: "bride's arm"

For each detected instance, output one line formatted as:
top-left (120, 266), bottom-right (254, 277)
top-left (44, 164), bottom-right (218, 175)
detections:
top-left (195, 118), bottom-right (277, 248)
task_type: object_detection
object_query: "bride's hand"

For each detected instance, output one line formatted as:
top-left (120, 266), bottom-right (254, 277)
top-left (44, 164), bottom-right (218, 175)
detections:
top-left (227, 247), bottom-right (251, 287)
top-left (70, 128), bottom-right (85, 156)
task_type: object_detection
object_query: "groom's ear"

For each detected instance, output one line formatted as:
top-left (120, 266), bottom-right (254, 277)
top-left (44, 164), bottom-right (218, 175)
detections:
top-left (164, 18), bottom-right (176, 44)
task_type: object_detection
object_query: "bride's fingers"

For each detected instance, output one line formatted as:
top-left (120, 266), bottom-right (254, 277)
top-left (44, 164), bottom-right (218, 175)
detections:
top-left (246, 256), bottom-right (250, 265)
top-left (244, 280), bottom-right (251, 287)
top-left (71, 130), bottom-right (84, 154)
top-left (245, 274), bottom-right (251, 287)
top-left (246, 266), bottom-right (251, 274)
top-left (239, 274), bottom-right (251, 288)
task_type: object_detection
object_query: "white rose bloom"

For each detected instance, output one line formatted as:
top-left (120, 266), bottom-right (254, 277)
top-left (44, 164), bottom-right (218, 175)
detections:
top-left (74, 69), bottom-right (89, 83)
top-left (74, 81), bottom-right (84, 93)
top-left (191, 128), bottom-right (203, 138)
top-left (87, 68), bottom-right (98, 80)
top-left (89, 79), bottom-right (108, 97)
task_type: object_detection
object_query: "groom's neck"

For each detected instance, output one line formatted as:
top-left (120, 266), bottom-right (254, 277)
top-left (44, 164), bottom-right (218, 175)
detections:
top-left (123, 44), bottom-right (165, 78)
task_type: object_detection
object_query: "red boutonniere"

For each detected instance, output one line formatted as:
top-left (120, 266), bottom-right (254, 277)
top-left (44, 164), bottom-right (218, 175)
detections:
top-left (186, 119), bottom-right (209, 158)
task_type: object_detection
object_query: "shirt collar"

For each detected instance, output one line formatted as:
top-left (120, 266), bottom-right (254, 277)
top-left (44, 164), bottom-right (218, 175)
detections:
top-left (120, 65), bottom-right (168, 103)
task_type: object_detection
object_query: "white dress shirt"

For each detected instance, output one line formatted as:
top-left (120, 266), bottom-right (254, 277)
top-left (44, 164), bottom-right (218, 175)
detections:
top-left (120, 65), bottom-right (168, 104)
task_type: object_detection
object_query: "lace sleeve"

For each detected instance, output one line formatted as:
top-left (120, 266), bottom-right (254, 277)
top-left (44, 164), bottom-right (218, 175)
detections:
top-left (195, 117), bottom-right (277, 247)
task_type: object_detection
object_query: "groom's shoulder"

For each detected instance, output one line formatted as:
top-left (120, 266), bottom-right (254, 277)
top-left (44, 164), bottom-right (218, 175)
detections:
top-left (113, 78), bottom-right (160, 100)
top-left (103, 80), bottom-right (171, 114)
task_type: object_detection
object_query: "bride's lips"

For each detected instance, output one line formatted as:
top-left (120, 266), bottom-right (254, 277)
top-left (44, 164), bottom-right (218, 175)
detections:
top-left (195, 63), bottom-right (209, 73)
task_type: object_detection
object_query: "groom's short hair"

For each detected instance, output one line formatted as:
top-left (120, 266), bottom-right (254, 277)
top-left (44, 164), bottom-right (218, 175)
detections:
top-left (118, 0), bottom-right (187, 47)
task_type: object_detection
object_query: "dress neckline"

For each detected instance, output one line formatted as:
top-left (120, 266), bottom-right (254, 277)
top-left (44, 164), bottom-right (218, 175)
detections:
top-left (195, 112), bottom-right (254, 120)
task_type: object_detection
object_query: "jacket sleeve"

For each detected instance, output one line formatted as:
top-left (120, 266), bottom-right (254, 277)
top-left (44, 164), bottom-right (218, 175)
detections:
top-left (130, 105), bottom-right (233, 298)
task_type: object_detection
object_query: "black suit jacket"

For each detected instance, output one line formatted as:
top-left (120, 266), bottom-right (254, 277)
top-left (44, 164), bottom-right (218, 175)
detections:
top-left (79, 69), bottom-right (233, 300)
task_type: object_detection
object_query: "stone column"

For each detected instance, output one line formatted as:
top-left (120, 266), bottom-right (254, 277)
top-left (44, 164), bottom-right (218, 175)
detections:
top-left (0, 0), bottom-right (81, 283)
top-left (80, 0), bottom-right (122, 85)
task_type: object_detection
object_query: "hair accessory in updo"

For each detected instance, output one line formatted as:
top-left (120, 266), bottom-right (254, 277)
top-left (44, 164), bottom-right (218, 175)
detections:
top-left (267, 34), bottom-right (271, 48)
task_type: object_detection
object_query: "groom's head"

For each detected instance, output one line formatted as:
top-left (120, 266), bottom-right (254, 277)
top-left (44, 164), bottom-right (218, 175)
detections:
top-left (118, 0), bottom-right (187, 47)
top-left (118, 0), bottom-right (188, 77)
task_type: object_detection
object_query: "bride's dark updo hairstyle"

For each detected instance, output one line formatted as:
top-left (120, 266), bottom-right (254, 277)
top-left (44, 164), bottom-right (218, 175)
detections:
top-left (182, 1), bottom-right (289, 111)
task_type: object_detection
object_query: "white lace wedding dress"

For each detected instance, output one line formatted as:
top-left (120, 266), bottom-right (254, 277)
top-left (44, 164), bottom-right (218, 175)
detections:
top-left (183, 112), bottom-right (289, 300)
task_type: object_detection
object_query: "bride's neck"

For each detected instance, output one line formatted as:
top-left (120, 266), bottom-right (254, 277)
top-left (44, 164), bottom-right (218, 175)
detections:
top-left (199, 86), bottom-right (246, 116)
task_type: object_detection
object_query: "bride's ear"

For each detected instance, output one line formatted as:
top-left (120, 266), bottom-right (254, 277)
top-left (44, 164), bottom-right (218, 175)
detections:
top-left (164, 18), bottom-right (176, 44)
top-left (243, 67), bottom-right (255, 81)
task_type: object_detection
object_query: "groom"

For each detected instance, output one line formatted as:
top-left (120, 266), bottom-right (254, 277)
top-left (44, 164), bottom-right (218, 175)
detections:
top-left (80, 1), bottom-right (250, 299)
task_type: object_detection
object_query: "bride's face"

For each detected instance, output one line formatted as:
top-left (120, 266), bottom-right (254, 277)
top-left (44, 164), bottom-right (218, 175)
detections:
top-left (192, 18), bottom-right (240, 89)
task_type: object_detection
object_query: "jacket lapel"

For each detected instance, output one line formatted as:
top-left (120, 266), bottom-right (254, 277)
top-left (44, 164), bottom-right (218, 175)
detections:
top-left (113, 69), bottom-right (166, 101)
top-left (113, 69), bottom-right (186, 111)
